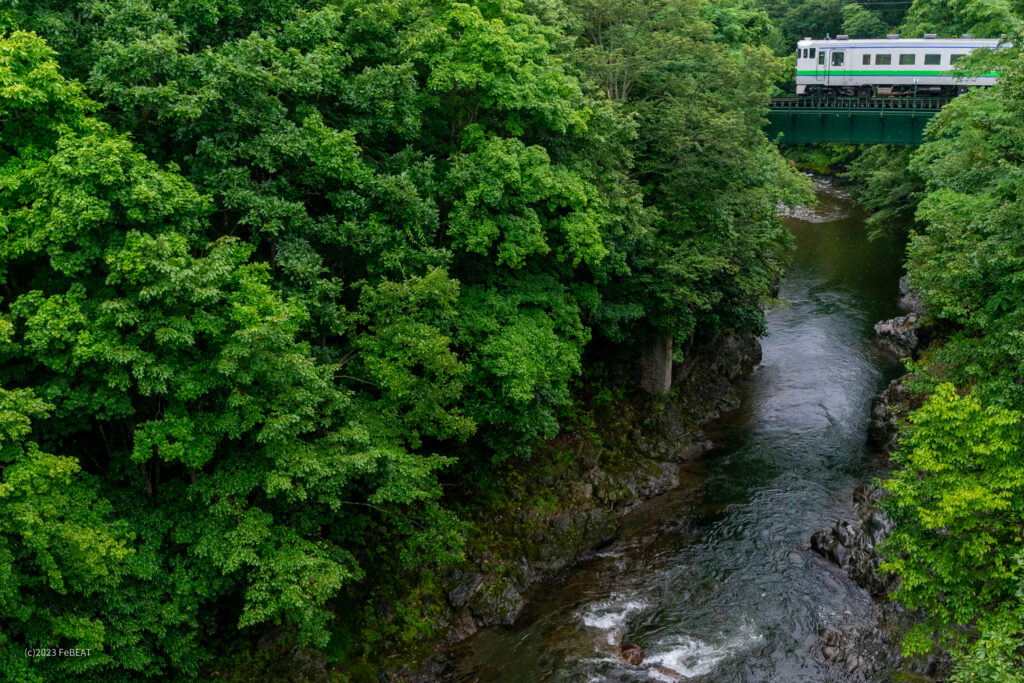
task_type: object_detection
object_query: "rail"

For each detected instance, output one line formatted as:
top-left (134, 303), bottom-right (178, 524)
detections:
top-left (769, 96), bottom-right (951, 111)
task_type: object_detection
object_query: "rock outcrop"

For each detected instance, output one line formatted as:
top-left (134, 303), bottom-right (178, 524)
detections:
top-left (874, 312), bottom-right (922, 358)
top-left (898, 274), bottom-right (925, 315)
top-left (435, 335), bottom-right (761, 633)
top-left (867, 376), bottom-right (921, 455)
top-left (809, 482), bottom-right (950, 681)
top-left (874, 275), bottom-right (932, 359)
top-left (810, 485), bottom-right (895, 598)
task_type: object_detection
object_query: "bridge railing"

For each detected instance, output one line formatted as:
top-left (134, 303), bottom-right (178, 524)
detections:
top-left (769, 96), bottom-right (951, 111)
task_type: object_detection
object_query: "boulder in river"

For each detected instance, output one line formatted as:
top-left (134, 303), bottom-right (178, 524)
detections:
top-left (650, 664), bottom-right (686, 681)
top-left (618, 643), bottom-right (644, 665)
top-left (875, 276), bottom-right (933, 359)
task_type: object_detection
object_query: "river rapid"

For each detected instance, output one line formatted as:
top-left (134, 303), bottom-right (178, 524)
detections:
top-left (446, 180), bottom-right (907, 682)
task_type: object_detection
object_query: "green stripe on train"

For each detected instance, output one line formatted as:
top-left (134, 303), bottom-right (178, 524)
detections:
top-left (796, 70), bottom-right (1000, 77)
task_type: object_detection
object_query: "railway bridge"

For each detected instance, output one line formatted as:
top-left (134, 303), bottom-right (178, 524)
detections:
top-left (767, 96), bottom-right (950, 145)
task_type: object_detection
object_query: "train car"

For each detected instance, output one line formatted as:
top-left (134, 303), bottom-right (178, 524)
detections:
top-left (795, 35), bottom-right (1005, 96)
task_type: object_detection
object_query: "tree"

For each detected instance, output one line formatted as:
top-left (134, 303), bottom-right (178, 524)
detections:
top-left (843, 145), bottom-right (923, 240)
top-left (842, 3), bottom-right (887, 38)
top-left (566, 0), bottom-right (810, 344)
top-left (0, 30), bottom-right (461, 678)
top-left (881, 385), bottom-right (1024, 680)
top-left (873, 26), bottom-right (1024, 680)
top-left (0, 383), bottom-right (131, 682)
top-left (899, 0), bottom-right (1022, 38)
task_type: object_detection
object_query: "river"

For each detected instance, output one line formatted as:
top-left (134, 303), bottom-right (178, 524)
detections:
top-left (446, 180), bottom-right (907, 682)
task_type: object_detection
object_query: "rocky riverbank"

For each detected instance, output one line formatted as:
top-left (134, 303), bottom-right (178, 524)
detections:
top-left (809, 376), bottom-right (949, 682)
top-left (387, 335), bottom-right (762, 681)
top-left (807, 275), bottom-right (950, 682)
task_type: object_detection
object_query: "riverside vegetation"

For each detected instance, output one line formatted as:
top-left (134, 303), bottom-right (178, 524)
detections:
top-left (0, 1), bottom-right (810, 680)
top-left (788, 2), bottom-right (1024, 680)
top-left (869, 34), bottom-right (1024, 683)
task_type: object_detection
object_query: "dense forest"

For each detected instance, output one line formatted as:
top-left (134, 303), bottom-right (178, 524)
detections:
top-left (0, 1), bottom-right (808, 680)
top-left (5, 0), bottom-right (1024, 681)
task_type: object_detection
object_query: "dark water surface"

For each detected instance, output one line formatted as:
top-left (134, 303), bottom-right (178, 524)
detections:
top-left (447, 180), bottom-right (906, 682)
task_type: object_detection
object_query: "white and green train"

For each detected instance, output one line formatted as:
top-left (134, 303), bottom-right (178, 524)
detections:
top-left (795, 35), bottom-right (1005, 96)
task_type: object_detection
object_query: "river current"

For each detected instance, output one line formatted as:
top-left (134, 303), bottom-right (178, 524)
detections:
top-left (448, 180), bottom-right (907, 682)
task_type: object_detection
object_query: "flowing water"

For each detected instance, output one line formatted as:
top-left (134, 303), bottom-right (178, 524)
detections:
top-left (447, 180), bottom-right (907, 682)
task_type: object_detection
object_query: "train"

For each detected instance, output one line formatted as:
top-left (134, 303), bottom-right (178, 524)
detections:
top-left (795, 34), bottom-right (1006, 96)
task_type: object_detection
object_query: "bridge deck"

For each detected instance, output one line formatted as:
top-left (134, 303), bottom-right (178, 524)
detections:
top-left (770, 96), bottom-right (951, 110)
top-left (767, 96), bottom-right (950, 144)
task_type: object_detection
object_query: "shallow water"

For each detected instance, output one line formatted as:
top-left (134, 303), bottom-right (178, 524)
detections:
top-left (447, 179), bottom-right (906, 682)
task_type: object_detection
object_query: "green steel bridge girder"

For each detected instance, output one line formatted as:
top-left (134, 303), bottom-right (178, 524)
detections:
top-left (766, 107), bottom-right (939, 145)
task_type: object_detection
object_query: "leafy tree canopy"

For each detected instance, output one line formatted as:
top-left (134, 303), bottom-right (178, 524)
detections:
top-left (0, 0), bottom-right (805, 676)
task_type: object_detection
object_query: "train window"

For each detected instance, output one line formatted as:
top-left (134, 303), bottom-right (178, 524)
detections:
top-left (863, 54), bottom-right (871, 65)
top-left (875, 54), bottom-right (892, 65)
top-left (831, 51), bottom-right (844, 66)
top-left (819, 52), bottom-right (825, 65)
top-left (809, 48), bottom-right (816, 58)
top-left (951, 54), bottom-right (966, 64)
top-left (803, 49), bottom-right (809, 58)
top-left (899, 54), bottom-right (916, 65)
top-left (924, 54), bottom-right (941, 65)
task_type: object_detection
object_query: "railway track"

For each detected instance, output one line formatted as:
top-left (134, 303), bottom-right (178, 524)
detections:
top-left (770, 96), bottom-right (952, 110)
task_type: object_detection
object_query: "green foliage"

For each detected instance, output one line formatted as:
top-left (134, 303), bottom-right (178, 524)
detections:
top-left (0, 385), bottom-right (131, 680)
top-left (782, 143), bottom-right (859, 174)
top-left (356, 268), bottom-right (474, 450)
top-left (899, 0), bottom-right (1023, 38)
top-left (756, 0), bottom-right (905, 50)
top-left (0, 30), bottom-right (461, 678)
top-left (445, 127), bottom-right (607, 268)
top-left (842, 3), bottom-right (888, 38)
top-left (842, 145), bottom-right (923, 240)
top-left (876, 21), bottom-right (1024, 681)
top-left (881, 385), bottom-right (1024, 677)
top-left (2, 0), bottom-right (808, 676)
top-left (762, 0), bottom-right (843, 46)
top-left (566, 0), bottom-right (811, 342)
top-left (902, 44), bottom-right (1024, 407)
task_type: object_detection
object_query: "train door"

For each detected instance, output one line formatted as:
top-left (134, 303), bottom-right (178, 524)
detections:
top-left (826, 50), bottom-right (845, 88)
top-left (816, 49), bottom-right (826, 85)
